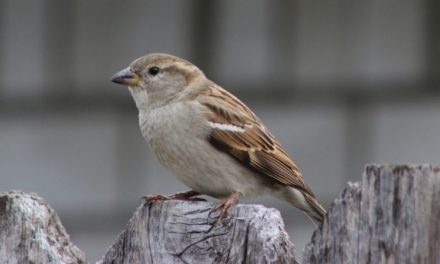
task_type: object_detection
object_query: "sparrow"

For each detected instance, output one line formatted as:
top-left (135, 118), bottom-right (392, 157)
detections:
top-left (111, 53), bottom-right (326, 225)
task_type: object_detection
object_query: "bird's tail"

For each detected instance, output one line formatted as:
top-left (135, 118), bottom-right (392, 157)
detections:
top-left (302, 193), bottom-right (326, 225)
top-left (274, 187), bottom-right (326, 225)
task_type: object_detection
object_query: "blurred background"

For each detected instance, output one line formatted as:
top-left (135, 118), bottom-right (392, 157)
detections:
top-left (1, 0), bottom-right (439, 261)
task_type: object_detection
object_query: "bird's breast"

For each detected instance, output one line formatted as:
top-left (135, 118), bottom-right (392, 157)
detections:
top-left (140, 102), bottom-right (209, 146)
top-left (137, 102), bottom-right (271, 198)
top-left (139, 102), bottom-right (211, 170)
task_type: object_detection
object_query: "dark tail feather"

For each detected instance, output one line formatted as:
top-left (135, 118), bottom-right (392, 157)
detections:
top-left (303, 194), bottom-right (326, 225)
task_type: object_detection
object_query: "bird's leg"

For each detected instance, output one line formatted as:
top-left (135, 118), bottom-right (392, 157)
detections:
top-left (143, 190), bottom-right (205, 202)
top-left (209, 191), bottom-right (241, 224)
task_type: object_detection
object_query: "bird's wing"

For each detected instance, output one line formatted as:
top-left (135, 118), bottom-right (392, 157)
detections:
top-left (196, 84), bottom-right (316, 197)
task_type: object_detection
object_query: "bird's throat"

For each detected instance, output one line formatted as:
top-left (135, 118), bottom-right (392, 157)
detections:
top-left (128, 87), bottom-right (149, 110)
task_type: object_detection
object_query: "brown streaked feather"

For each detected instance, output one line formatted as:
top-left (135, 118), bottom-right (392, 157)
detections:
top-left (196, 84), bottom-right (316, 198)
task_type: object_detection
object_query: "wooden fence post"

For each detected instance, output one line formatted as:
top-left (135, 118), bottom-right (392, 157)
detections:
top-left (2, 164), bottom-right (439, 263)
top-left (0, 191), bottom-right (87, 263)
top-left (98, 200), bottom-right (295, 263)
top-left (303, 164), bottom-right (440, 264)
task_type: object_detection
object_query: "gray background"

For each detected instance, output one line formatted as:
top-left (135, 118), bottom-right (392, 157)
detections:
top-left (1, 0), bottom-right (439, 262)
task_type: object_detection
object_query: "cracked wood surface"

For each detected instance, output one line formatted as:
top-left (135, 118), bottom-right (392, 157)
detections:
top-left (98, 200), bottom-right (295, 264)
top-left (303, 164), bottom-right (440, 264)
top-left (0, 191), bottom-right (87, 264)
top-left (3, 164), bottom-right (437, 264)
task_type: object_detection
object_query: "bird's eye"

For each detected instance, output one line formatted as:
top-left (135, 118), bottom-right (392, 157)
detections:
top-left (148, 66), bottom-right (160, 76)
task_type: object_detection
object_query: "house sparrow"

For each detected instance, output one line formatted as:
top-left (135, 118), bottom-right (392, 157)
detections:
top-left (111, 53), bottom-right (326, 225)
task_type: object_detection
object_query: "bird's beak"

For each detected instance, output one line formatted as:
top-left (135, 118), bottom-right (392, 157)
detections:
top-left (111, 67), bottom-right (141, 86)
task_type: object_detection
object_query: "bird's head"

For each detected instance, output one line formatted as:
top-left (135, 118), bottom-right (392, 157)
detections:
top-left (111, 53), bottom-right (204, 108)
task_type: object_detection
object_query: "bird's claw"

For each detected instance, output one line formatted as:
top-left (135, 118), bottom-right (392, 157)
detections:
top-left (142, 194), bottom-right (169, 203)
top-left (208, 192), bottom-right (240, 225)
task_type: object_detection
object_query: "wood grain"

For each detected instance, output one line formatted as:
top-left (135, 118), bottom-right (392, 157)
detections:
top-left (0, 191), bottom-right (87, 264)
top-left (98, 200), bottom-right (295, 264)
top-left (303, 164), bottom-right (440, 264)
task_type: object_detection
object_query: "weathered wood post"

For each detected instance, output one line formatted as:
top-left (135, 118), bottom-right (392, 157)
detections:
top-left (0, 191), bottom-right (87, 264)
top-left (1, 164), bottom-right (439, 264)
top-left (0, 191), bottom-right (295, 264)
top-left (303, 164), bottom-right (440, 264)
top-left (98, 200), bottom-right (295, 263)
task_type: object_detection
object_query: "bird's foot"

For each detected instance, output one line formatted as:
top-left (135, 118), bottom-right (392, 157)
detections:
top-left (209, 192), bottom-right (241, 225)
top-left (142, 190), bottom-right (205, 203)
